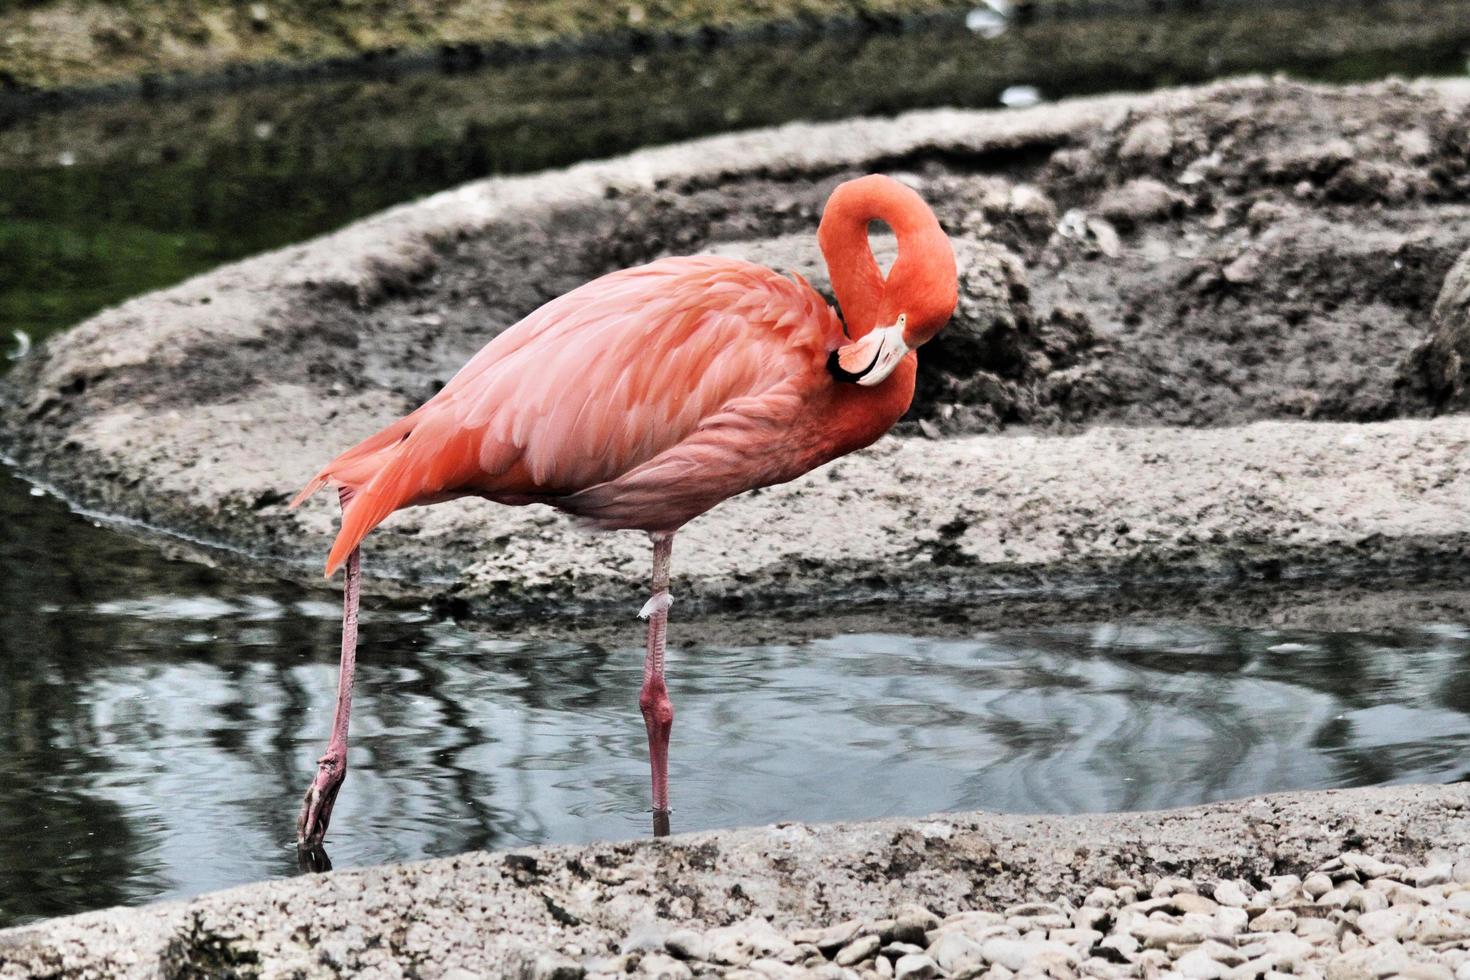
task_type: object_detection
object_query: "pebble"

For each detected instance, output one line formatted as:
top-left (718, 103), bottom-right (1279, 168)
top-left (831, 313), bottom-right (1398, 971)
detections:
top-left (1343, 852), bottom-right (1405, 879)
top-left (1305, 873), bottom-right (1335, 898)
top-left (665, 930), bottom-right (709, 961)
top-left (925, 933), bottom-right (984, 975)
top-left (1176, 947), bottom-right (1228, 978)
top-left (1415, 864), bottom-right (1455, 888)
top-left (893, 954), bottom-right (938, 980)
top-left (979, 937), bottom-right (1077, 972)
top-left (639, 953), bottom-right (693, 979)
top-left (835, 936), bottom-right (881, 967)
top-left (1212, 880), bottom-right (1251, 907)
top-left (599, 851), bottom-right (1470, 979)
top-left (795, 921), bottom-right (863, 954)
top-left (1249, 908), bottom-right (1298, 933)
top-left (1215, 906), bottom-right (1249, 936)
top-left (1173, 893), bottom-right (1221, 915)
top-left (1357, 906), bottom-right (1412, 943)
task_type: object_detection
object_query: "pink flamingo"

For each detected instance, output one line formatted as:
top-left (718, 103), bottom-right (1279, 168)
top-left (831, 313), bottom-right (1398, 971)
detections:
top-left (291, 174), bottom-right (957, 846)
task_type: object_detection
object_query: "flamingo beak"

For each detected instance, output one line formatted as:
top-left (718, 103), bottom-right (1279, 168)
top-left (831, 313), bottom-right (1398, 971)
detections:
top-left (833, 321), bottom-right (910, 387)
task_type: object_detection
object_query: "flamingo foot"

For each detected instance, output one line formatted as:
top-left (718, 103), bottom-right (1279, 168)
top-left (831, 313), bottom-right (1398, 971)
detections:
top-left (639, 676), bottom-right (673, 834)
top-left (297, 749), bottom-right (347, 848)
top-left (638, 590), bottom-right (673, 620)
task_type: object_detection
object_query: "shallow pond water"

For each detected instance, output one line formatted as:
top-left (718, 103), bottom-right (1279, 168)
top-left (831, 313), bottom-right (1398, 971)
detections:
top-left (4, 468), bottom-right (1470, 927)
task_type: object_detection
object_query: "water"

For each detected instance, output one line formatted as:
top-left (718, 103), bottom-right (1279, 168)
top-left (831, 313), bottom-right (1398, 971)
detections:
top-left (4, 0), bottom-right (1470, 930)
top-left (2, 0), bottom-right (1466, 351)
top-left (4, 470), bottom-right (1470, 927)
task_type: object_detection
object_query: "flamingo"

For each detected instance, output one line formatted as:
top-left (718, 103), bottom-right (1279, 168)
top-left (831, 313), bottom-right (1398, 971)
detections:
top-left (291, 174), bottom-right (957, 848)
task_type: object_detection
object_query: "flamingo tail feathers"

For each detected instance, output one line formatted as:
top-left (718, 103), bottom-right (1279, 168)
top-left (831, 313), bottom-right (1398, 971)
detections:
top-left (291, 413), bottom-right (425, 577)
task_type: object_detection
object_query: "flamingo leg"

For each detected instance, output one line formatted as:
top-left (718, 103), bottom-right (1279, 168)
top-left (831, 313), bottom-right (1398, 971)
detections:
top-left (297, 487), bottom-right (361, 851)
top-left (638, 531), bottom-right (675, 837)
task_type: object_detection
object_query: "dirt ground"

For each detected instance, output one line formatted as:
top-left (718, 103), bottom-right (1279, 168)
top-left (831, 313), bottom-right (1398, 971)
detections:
top-left (3, 78), bottom-right (1470, 615)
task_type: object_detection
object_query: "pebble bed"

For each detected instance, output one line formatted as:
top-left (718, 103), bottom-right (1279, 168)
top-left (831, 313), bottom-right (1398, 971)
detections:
top-left (573, 852), bottom-right (1470, 980)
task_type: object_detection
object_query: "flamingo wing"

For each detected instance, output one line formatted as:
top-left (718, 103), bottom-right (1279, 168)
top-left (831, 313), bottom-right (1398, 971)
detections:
top-left (297, 256), bottom-right (842, 575)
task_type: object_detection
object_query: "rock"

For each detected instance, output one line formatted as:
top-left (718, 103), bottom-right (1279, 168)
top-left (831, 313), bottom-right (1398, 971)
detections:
top-left (1008, 184), bottom-right (1058, 232)
top-left (1049, 927), bottom-right (1102, 948)
top-left (1296, 917), bottom-right (1340, 944)
top-left (1119, 116), bottom-right (1173, 162)
top-left (1454, 860), bottom-right (1470, 885)
top-left (1173, 893), bottom-right (1220, 916)
top-left (1003, 902), bottom-right (1064, 919)
top-left (512, 950), bottom-right (586, 980)
top-left (707, 919), bottom-right (798, 967)
top-left (926, 932), bottom-right (985, 974)
top-left (893, 954), bottom-right (938, 980)
top-left (1249, 908), bottom-right (1298, 933)
top-left (1213, 880), bottom-right (1251, 908)
top-left (807, 967), bottom-right (856, 980)
top-left (664, 929), bottom-right (709, 961)
top-left (1357, 889), bottom-right (1393, 915)
top-left (1084, 887), bottom-right (1120, 908)
top-left (1389, 884), bottom-right (1433, 906)
top-left (1222, 250), bottom-right (1262, 285)
top-left (1259, 933), bottom-right (1315, 971)
top-left (1176, 947), bottom-right (1228, 979)
top-left (1412, 908), bottom-right (1470, 944)
top-left (795, 920), bottom-right (863, 954)
top-left (881, 942), bottom-right (924, 959)
top-left (980, 937), bottom-right (1077, 972)
top-left (1342, 853), bottom-right (1405, 880)
top-left (622, 927), bottom-right (670, 954)
top-left (1305, 873), bottom-right (1335, 899)
top-left (639, 953), bottom-right (694, 980)
top-left (1356, 907), bottom-right (1412, 943)
top-left (1401, 245), bottom-right (1470, 406)
top-left (1265, 875), bottom-right (1304, 900)
top-left (1073, 906), bottom-right (1110, 931)
top-left (1155, 877), bottom-right (1197, 897)
top-left (1411, 864), bottom-right (1454, 888)
top-left (1215, 907), bottom-right (1249, 936)
top-left (1132, 919), bottom-right (1210, 949)
top-left (888, 906), bottom-right (939, 946)
top-left (835, 936), bottom-right (881, 968)
top-left (1095, 177), bottom-right (1181, 228)
top-left (1099, 933), bottom-right (1139, 958)
top-left (936, 911), bottom-right (1008, 939)
top-left (1327, 940), bottom-right (1412, 979)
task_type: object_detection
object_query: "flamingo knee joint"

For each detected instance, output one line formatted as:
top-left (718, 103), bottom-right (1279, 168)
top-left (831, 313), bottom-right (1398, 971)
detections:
top-left (638, 590), bottom-right (673, 620)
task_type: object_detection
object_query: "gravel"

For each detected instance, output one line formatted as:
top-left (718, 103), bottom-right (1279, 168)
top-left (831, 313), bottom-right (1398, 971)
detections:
top-left (3, 785), bottom-right (1467, 978)
top-left (610, 852), bottom-right (1470, 980)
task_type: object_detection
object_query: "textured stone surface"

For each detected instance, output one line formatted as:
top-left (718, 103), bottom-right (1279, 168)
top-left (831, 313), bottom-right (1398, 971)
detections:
top-left (4, 79), bottom-right (1470, 618)
top-left (0, 785), bottom-right (1467, 978)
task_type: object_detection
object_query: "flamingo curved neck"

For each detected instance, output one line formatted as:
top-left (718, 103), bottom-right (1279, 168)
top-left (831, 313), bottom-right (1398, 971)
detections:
top-left (816, 175), bottom-right (949, 341)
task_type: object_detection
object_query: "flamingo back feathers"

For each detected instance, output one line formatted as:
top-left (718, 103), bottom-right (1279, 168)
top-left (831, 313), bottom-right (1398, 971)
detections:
top-left (297, 256), bottom-right (842, 576)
